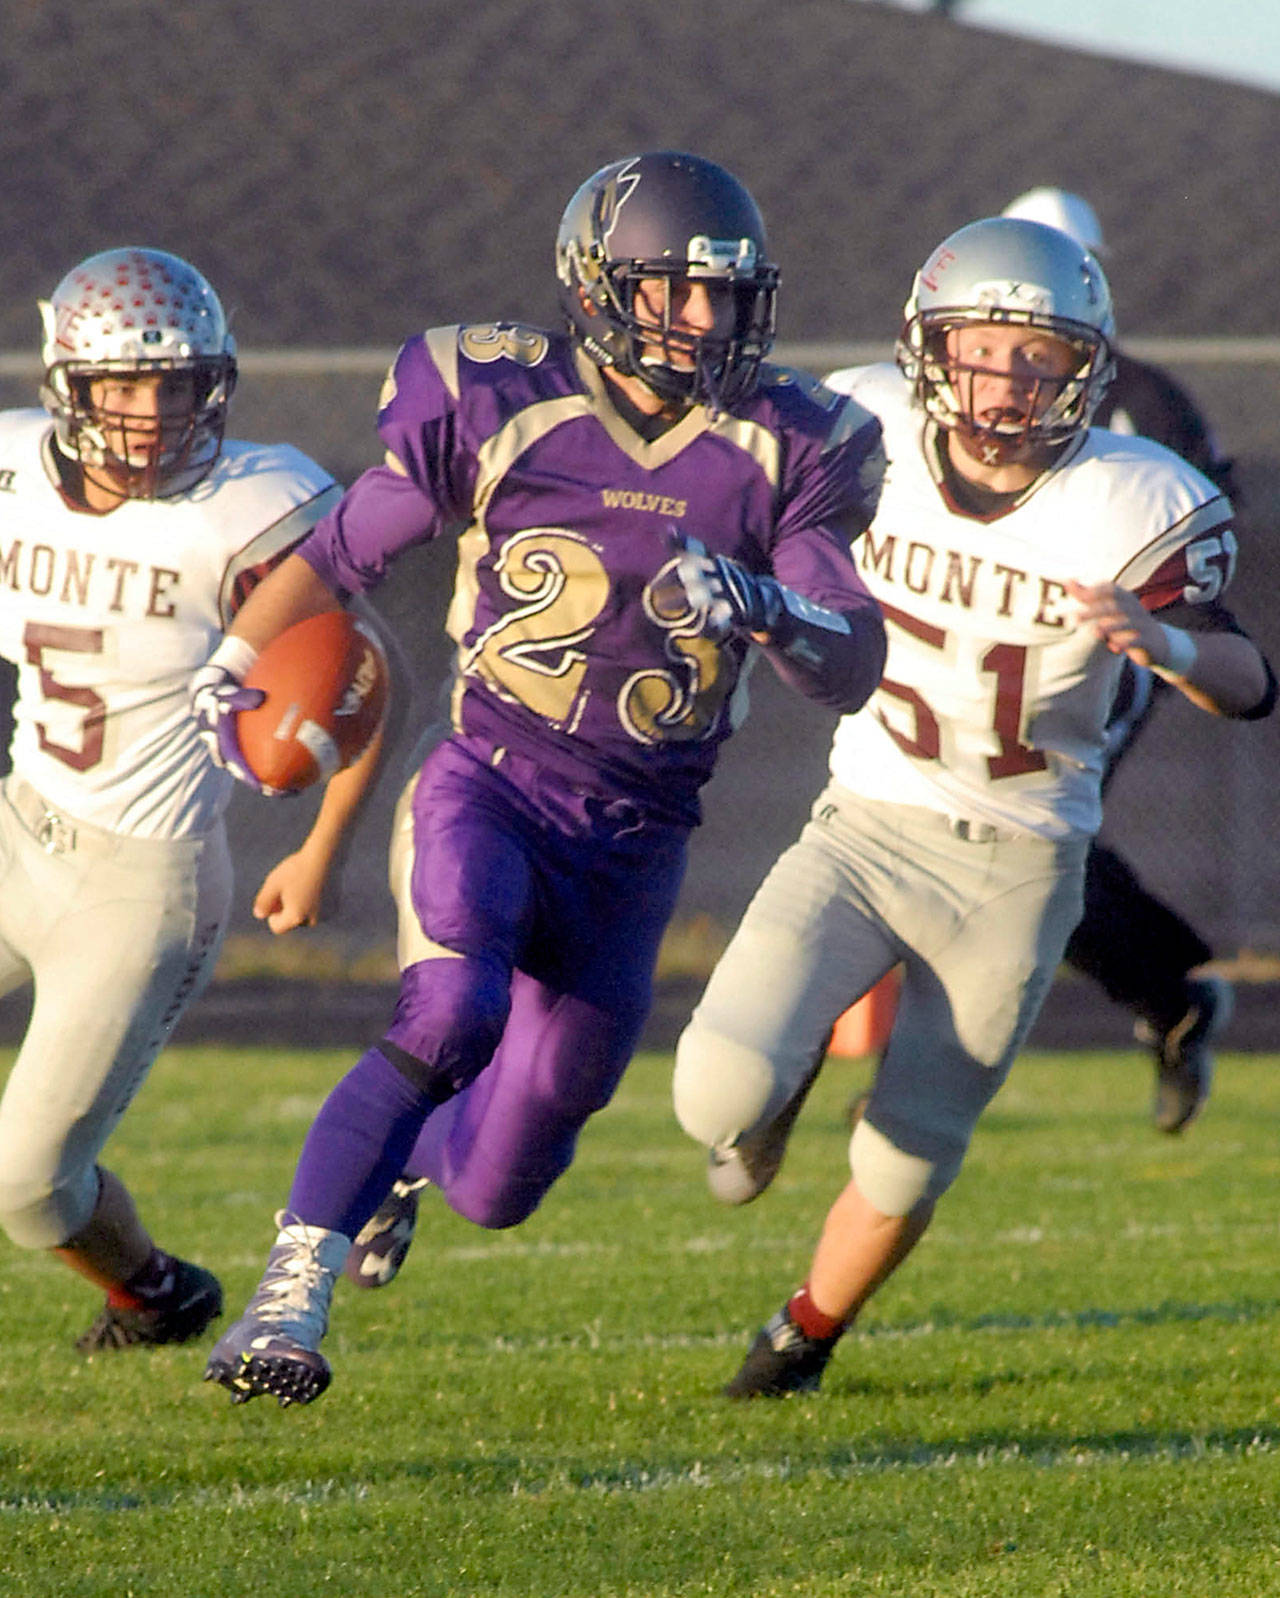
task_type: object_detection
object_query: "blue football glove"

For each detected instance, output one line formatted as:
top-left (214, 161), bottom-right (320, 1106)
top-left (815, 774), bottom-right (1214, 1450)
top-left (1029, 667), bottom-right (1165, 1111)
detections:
top-left (672, 546), bottom-right (785, 642)
top-left (189, 637), bottom-right (279, 795)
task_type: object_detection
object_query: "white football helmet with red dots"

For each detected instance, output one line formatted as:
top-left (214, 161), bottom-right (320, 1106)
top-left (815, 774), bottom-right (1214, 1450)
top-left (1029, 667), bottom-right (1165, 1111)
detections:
top-left (39, 247), bottom-right (237, 499)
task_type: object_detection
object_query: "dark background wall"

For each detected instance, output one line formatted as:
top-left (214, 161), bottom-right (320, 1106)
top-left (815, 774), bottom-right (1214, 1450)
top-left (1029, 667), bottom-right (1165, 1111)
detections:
top-left (8, 2), bottom-right (1280, 344)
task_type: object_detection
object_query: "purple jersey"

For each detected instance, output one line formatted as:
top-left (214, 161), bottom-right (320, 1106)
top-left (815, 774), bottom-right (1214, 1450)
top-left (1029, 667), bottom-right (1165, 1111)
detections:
top-left (301, 323), bottom-right (884, 823)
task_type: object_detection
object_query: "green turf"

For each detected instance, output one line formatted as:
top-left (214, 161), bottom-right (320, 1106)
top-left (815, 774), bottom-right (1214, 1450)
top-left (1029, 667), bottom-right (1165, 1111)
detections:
top-left (3, 1043), bottom-right (1279, 1596)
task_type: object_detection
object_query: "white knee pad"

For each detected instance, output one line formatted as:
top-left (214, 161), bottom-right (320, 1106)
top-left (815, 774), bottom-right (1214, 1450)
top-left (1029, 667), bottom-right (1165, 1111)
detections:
top-left (673, 1023), bottom-right (778, 1148)
top-left (849, 1117), bottom-right (964, 1217)
top-left (0, 1165), bottom-right (99, 1250)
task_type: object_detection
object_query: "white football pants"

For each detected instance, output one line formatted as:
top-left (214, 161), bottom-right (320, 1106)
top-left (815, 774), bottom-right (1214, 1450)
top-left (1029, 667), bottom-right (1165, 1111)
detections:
top-left (674, 783), bottom-right (1088, 1210)
top-left (0, 776), bottom-right (232, 1248)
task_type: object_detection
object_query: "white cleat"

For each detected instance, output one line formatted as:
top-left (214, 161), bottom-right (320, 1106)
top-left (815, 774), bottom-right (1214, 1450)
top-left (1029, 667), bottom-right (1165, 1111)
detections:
top-left (203, 1214), bottom-right (349, 1407)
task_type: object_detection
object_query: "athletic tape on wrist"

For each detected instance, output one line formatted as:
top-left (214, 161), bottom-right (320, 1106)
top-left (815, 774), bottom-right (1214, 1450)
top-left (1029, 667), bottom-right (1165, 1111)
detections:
top-left (208, 634), bottom-right (259, 682)
top-left (1153, 623), bottom-right (1197, 681)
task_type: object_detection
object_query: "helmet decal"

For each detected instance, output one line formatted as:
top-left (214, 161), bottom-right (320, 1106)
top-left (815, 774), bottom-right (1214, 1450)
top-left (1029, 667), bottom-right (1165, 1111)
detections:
top-left (969, 279), bottom-right (1057, 316)
top-left (594, 161), bottom-right (642, 258)
top-left (918, 247), bottom-right (957, 295)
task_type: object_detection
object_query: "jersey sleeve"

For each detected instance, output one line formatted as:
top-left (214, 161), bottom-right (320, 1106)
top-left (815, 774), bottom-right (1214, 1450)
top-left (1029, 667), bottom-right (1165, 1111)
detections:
top-left (1121, 501), bottom-right (1237, 613)
top-left (1106, 453), bottom-right (1238, 616)
top-left (297, 332), bottom-right (478, 596)
top-left (761, 386), bottom-right (888, 711)
top-left (772, 386), bottom-right (885, 587)
top-left (217, 460), bottom-right (342, 628)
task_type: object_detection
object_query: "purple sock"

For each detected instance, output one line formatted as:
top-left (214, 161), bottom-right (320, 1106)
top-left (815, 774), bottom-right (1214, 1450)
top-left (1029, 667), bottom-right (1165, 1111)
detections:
top-left (286, 1047), bottom-right (441, 1236)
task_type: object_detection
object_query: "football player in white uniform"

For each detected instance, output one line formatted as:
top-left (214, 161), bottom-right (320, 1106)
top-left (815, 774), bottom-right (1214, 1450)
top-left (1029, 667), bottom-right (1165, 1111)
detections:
top-left (672, 217), bottom-right (1275, 1397)
top-left (0, 249), bottom-right (383, 1354)
top-left (999, 187), bottom-right (1242, 1132)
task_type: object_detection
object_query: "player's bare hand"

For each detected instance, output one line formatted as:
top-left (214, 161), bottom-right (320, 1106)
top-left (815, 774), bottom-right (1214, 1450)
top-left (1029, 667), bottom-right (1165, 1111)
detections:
top-left (253, 852), bottom-right (327, 934)
top-left (1066, 579), bottom-right (1164, 669)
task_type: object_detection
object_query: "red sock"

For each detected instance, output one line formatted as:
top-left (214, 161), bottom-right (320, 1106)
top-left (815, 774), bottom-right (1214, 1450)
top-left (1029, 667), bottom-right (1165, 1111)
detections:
top-left (787, 1282), bottom-right (844, 1342)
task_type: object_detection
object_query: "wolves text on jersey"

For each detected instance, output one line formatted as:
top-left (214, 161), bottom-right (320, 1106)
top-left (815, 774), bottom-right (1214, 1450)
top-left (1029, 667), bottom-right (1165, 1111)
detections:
top-left (600, 488), bottom-right (689, 518)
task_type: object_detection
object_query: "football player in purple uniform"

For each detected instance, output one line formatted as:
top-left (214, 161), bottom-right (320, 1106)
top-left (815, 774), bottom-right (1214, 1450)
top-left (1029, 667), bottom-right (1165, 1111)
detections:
top-left (198, 150), bottom-right (888, 1407)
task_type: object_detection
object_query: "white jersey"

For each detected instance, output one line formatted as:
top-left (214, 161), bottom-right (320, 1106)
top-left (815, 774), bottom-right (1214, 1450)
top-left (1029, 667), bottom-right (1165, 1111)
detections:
top-left (0, 410), bottom-right (340, 838)
top-left (821, 365), bottom-right (1236, 839)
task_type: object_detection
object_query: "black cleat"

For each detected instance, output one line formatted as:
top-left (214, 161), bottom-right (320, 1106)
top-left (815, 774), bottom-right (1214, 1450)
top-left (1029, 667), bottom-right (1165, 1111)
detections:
top-left (723, 1307), bottom-right (839, 1398)
top-left (1141, 975), bottom-right (1232, 1134)
top-left (204, 1340), bottom-right (332, 1409)
top-left (76, 1260), bottom-right (223, 1354)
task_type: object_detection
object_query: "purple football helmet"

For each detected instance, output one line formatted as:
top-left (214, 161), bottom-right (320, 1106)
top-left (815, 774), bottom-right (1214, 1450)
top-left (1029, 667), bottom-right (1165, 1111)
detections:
top-left (555, 151), bottom-right (778, 410)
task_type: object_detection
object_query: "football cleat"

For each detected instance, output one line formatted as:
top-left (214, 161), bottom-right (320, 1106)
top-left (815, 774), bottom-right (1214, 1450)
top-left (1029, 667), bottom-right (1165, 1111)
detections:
top-left (76, 1259), bottom-right (223, 1353)
top-left (1139, 975), bottom-right (1233, 1134)
top-left (723, 1307), bottom-right (839, 1399)
top-left (707, 1053), bottom-right (825, 1206)
top-left (203, 1215), bottom-right (348, 1407)
top-left (343, 1175), bottom-right (430, 1289)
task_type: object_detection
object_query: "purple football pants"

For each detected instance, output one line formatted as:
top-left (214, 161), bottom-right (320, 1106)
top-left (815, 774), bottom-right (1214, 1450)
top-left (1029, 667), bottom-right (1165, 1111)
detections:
top-left (287, 738), bottom-right (687, 1232)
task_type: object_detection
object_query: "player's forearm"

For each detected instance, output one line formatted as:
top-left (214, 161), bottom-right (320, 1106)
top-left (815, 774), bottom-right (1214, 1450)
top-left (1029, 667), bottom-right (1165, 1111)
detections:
top-left (1158, 628), bottom-right (1274, 719)
top-left (302, 725), bottom-right (386, 861)
top-left (228, 553), bottom-right (341, 653)
top-left (760, 598), bottom-right (887, 712)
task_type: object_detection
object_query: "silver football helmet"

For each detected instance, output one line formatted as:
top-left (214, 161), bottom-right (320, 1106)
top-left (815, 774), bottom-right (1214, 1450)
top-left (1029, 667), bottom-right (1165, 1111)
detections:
top-left (40, 247), bottom-right (237, 500)
top-left (555, 150), bottom-right (778, 411)
top-left (897, 217), bottom-right (1115, 459)
top-left (1001, 187), bottom-right (1107, 256)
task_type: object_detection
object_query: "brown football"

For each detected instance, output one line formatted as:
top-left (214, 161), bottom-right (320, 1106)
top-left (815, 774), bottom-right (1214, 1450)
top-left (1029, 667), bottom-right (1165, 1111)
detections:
top-left (237, 610), bottom-right (389, 792)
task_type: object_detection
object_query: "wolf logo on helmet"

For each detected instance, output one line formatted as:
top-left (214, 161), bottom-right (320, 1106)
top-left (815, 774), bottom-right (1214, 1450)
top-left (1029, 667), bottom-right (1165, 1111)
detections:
top-left (590, 161), bottom-right (642, 265)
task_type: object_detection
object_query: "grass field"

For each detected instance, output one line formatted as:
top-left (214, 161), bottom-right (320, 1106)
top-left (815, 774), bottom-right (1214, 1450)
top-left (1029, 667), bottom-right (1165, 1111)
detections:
top-left (3, 1042), bottom-right (1279, 1597)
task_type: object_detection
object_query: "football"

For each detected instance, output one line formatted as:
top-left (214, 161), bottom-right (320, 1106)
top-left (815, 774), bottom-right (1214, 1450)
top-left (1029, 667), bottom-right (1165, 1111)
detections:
top-left (236, 610), bottom-right (390, 792)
